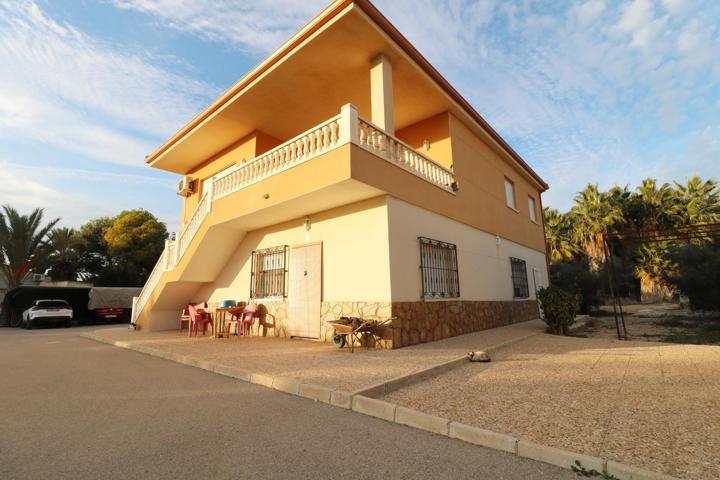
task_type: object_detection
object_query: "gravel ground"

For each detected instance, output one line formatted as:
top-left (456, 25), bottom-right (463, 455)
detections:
top-left (87, 320), bottom-right (544, 392)
top-left (383, 333), bottom-right (720, 479)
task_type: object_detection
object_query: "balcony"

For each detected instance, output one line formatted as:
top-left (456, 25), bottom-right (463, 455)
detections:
top-left (132, 104), bottom-right (456, 324)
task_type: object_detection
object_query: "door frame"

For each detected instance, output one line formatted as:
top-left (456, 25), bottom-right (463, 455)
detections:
top-left (288, 241), bottom-right (323, 338)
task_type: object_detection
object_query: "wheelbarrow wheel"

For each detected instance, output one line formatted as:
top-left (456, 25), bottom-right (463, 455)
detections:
top-left (333, 334), bottom-right (346, 349)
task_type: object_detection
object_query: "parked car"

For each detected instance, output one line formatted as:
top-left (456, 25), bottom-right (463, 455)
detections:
top-left (22, 299), bottom-right (73, 329)
top-left (91, 307), bottom-right (128, 323)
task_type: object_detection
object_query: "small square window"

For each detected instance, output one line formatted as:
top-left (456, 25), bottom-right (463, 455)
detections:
top-left (250, 246), bottom-right (288, 298)
top-left (419, 237), bottom-right (460, 299)
top-left (504, 178), bottom-right (516, 209)
top-left (528, 196), bottom-right (537, 222)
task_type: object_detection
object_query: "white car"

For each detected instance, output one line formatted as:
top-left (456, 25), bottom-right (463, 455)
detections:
top-left (22, 299), bottom-right (73, 329)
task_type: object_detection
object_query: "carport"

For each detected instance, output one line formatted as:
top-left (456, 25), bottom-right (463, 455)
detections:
top-left (0, 286), bottom-right (91, 327)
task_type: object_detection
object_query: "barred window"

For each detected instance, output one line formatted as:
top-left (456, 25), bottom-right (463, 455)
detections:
top-left (250, 246), bottom-right (288, 298)
top-left (510, 257), bottom-right (529, 299)
top-left (419, 237), bottom-right (460, 299)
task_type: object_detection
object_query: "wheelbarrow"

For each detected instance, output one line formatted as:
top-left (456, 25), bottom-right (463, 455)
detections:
top-left (325, 317), bottom-right (393, 352)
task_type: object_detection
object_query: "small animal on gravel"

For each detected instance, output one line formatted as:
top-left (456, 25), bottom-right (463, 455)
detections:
top-left (467, 351), bottom-right (491, 362)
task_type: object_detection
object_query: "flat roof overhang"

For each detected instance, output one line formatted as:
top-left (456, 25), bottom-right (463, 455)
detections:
top-left (147, 0), bottom-right (548, 192)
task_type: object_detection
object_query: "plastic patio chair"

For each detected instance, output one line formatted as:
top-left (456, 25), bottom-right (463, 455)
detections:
top-left (179, 306), bottom-right (191, 331)
top-left (224, 307), bottom-right (244, 339)
top-left (187, 303), bottom-right (213, 337)
top-left (241, 303), bottom-right (257, 337)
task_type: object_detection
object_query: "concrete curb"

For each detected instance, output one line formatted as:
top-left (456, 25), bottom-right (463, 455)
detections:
top-left (448, 422), bottom-right (518, 454)
top-left (353, 327), bottom-right (544, 398)
top-left (80, 331), bottom-right (679, 480)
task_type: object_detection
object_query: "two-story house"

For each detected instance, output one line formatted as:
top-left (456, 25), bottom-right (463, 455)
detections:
top-left (131, 0), bottom-right (550, 348)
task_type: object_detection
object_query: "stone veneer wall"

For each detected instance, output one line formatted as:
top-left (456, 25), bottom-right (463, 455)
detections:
top-left (249, 301), bottom-right (393, 348)
top-left (247, 299), bottom-right (538, 350)
top-left (390, 300), bottom-right (539, 349)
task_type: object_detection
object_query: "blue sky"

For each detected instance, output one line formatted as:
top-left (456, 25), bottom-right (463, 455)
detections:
top-left (0, 0), bottom-right (718, 235)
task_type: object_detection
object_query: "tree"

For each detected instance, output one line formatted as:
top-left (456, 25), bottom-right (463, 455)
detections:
top-left (75, 217), bottom-right (114, 281)
top-left (569, 184), bottom-right (625, 268)
top-left (631, 178), bottom-right (677, 230)
top-left (34, 227), bottom-right (82, 282)
top-left (103, 209), bottom-right (167, 281)
top-left (543, 207), bottom-right (577, 263)
top-left (670, 242), bottom-right (720, 310)
top-left (672, 176), bottom-right (720, 226)
top-left (0, 206), bottom-right (59, 288)
top-left (633, 243), bottom-right (674, 302)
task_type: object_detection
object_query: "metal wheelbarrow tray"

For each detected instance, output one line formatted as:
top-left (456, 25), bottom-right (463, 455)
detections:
top-left (325, 317), bottom-right (392, 352)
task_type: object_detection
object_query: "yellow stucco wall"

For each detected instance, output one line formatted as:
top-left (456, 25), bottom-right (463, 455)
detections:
top-left (351, 113), bottom-right (546, 254)
top-left (194, 196), bottom-right (391, 304)
top-left (387, 196), bottom-right (548, 302)
top-left (395, 112), bottom-right (453, 169)
top-left (180, 131), bottom-right (282, 226)
top-left (447, 113), bottom-right (545, 251)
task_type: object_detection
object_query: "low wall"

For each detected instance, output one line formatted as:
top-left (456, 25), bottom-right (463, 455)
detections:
top-left (251, 299), bottom-right (538, 350)
top-left (390, 300), bottom-right (539, 348)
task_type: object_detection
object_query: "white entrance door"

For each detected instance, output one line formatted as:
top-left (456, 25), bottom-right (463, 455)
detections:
top-left (288, 243), bottom-right (322, 338)
top-left (532, 268), bottom-right (546, 295)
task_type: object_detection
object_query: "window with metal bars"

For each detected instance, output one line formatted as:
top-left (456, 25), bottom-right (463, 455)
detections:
top-left (510, 257), bottom-right (530, 299)
top-left (418, 237), bottom-right (460, 299)
top-left (250, 246), bottom-right (288, 298)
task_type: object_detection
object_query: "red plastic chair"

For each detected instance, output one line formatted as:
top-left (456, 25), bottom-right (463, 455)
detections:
top-left (188, 303), bottom-right (213, 337)
top-left (241, 304), bottom-right (257, 337)
top-left (224, 307), bottom-right (244, 339)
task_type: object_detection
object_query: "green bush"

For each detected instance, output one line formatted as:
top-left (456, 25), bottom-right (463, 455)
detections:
top-left (537, 285), bottom-right (578, 335)
top-left (549, 259), bottom-right (602, 313)
top-left (670, 243), bottom-right (720, 310)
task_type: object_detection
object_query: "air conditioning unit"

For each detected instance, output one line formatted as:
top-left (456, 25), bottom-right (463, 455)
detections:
top-left (176, 177), bottom-right (196, 197)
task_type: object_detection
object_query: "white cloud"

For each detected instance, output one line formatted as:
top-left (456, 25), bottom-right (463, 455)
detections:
top-left (0, 0), bottom-right (218, 166)
top-left (662, 0), bottom-right (690, 15)
top-left (617, 0), bottom-right (655, 33)
top-left (0, 166), bottom-right (93, 226)
top-left (111, 0), bottom-right (327, 53)
top-left (686, 125), bottom-right (720, 174)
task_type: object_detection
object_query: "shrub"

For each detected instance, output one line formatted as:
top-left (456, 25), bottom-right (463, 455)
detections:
top-left (537, 285), bottom-right (578, 335)
top-left (549, 259), bottom-right (602, 313)
top-left (670, 243), bottom-right (720, 310)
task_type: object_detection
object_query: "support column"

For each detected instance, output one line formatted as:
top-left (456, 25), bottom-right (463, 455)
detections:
top-left (370, 54), bottom-right (394, 134)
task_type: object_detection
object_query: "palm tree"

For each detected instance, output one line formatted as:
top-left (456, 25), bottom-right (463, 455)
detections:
top-left (0, 206), bottom-right (60, 288)
top-left (633, 178), bottom-right (677, 230)
top-left (543, 207), bottom-right (577, 262)
top-left (35, 227), bottom-right (81, 282)
top-left (634, 243), bottom-right (674, 302)
top-left (672, 176), bottom-right (720, 226)
top-left (569, 184), bottom-right (626, 269)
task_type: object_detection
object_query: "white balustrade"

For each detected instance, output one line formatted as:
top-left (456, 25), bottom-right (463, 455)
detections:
top-left (357, 118), bottom-right (456, 193)
top-left (131, 247), bottom-right (167, 324)
top-left (212, 115), bottom-right (342, 201)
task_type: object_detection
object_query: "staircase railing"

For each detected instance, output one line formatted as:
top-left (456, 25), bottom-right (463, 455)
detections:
top-left (131, 104), bottom-right (457, 325)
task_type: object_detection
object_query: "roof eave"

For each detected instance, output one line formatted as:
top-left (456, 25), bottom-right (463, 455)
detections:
top-left (146, 0), bottom-right (549, 192)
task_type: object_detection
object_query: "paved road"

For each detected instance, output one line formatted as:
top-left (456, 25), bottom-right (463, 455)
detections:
top-left (0, 326), bottom-right (574, 479)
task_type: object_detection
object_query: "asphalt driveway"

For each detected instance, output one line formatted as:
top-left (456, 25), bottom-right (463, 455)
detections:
top-left (0, 326), bottom-right (573, 480)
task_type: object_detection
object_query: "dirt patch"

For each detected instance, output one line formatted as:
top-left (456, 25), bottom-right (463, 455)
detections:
top-left (579, 305), bottom-right (720, 346)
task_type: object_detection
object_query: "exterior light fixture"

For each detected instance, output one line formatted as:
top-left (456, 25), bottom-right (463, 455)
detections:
top-left (451, 181), bottom-right (459, 192)
top-left (423, 139), bottom-right (430, 150)
top-left (304, 216), bottom-right (311, 231)
top-left (495, 235), bottom-right (502, 246)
